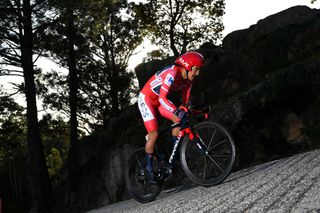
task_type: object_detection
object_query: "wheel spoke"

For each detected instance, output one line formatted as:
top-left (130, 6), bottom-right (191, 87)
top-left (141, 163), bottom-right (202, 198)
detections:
top-left (207, 129), bottom-right (217, 150)
top-left (137, 156), bottom-right (143, 168)
top-left (206, 154), bottom-right (224, 172)
top-left (210, 154), bottom-right (230, 159)
top-left (180, 122), bottom-right (235, 186)
top-left (187, 159), bottom-right (204, 172)
top-left (210, 139), bottom-right (227, 150)
top-left (126, 149), bottom-right (162, 202)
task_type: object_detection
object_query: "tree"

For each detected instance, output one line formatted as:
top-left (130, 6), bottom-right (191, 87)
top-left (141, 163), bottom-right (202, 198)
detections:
top-left (0, 96), bottom-right (70, 212)
top-left (40, 0), bottom-right (143, 130)
top-left (0, 108), bottom-right (29, 213)
top-left (136, 0), bottom-right (225, 56)
top-left (82, 0), bottom-right (143, 118)
top-left (0, 0), bottom-right (54, 212)
top-left (44, 0), bottom-right (87, 192)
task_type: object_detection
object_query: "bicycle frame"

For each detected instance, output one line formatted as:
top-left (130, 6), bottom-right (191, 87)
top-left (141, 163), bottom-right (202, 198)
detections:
top-left (157, 121), bottom-right (206, 168)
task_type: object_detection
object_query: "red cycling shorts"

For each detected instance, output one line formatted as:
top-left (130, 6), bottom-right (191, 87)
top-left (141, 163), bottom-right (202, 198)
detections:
top-left (138, 92), bottom-right (174, 133)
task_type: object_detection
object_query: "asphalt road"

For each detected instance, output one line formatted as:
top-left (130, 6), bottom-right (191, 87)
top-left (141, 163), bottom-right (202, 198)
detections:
top-left (88, 149), bottom-right (320, 213)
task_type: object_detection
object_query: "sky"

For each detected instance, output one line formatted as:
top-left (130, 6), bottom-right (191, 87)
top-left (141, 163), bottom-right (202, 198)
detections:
top-left (1, 0), bottom-right (319, 113)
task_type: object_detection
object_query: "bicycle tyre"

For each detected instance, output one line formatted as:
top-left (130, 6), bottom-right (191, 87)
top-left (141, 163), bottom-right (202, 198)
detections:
top-left (180, 122), bottom-right (236, 186)
top-left (125, 148), bottom-right (162, 203)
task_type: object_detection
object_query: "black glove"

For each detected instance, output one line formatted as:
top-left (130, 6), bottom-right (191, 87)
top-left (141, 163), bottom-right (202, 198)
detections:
top-left (174, 109), bottom-right (187, 128)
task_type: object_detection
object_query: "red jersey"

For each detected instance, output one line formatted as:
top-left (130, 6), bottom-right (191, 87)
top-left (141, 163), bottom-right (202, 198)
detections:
top-left (141, 65), bottom-right (192, 115)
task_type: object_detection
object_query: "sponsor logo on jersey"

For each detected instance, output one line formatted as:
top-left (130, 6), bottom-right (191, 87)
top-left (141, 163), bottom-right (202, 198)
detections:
top-left (164, 74), bottom-right (174, 86)
top-left (138, 93), bottom-right (154, 121)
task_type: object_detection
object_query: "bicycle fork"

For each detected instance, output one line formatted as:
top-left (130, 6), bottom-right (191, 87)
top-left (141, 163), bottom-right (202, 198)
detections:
top-left (168, 128), bottom-right (208, 166)
top-left (186, 128), bottom-right (208, 155)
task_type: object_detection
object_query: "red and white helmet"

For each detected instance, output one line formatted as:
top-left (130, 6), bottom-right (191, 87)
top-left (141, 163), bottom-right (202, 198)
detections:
top-left (175, 52), bottom-right (204, 71)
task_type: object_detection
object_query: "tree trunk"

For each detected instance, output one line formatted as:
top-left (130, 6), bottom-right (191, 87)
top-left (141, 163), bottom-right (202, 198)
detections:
top-left (65, 8), bottom-right (80, 199)
top-left (66, 8), bottom-right (79, 148)
top-left (110, 77), bottom-right (119, 116)
top-left (169, 26), bottom-right (179, 56)
top-left (110, 53), bottom-right (119, 116)
top-left (22, 0), bottom-right (52, 212)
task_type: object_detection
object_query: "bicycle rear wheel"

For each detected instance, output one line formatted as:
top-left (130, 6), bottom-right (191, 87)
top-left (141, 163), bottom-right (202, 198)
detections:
top-left (180, 122), bottom-right (236, 186)
top-left (125, 148), bottom-right (162, 203)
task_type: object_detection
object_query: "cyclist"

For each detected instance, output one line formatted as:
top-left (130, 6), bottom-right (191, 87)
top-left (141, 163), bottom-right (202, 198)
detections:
top-left (137, 51), bottom-right (204, 183)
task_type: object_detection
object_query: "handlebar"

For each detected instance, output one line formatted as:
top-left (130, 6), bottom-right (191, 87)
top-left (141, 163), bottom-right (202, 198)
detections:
top-left (173, 103), bottom-right (211, 127)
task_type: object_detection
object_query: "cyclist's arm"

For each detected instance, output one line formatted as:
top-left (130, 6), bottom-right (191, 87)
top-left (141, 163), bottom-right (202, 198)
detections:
top-left (158, 71), bottom-right (179, 122)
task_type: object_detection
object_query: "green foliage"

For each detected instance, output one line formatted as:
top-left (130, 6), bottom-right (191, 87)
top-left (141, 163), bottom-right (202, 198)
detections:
top-left (0, 109), bottom-right (70, 180)
top-left (46, 147), bottom-right (64, 183)
top-left (0, 106), bottom-right (71, 211)
top-left (39, 114), bottom-right (70, 157)
top-left (0, 94), bottom-right (24, 119)
top-left (135, 0), bottom-right (225, 56)
top-left (0, 92), bottom-right (26, 161)
top-left (0, 112), bottom-right (27, 164)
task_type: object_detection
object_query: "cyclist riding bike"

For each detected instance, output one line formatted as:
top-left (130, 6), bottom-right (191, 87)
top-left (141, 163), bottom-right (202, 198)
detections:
top-left (137, 51), bottom-right (204, 183)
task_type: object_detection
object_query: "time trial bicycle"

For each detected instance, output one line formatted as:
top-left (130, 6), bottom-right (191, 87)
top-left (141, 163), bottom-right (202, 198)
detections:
top-left (125, 105), bottom-right (236, 203)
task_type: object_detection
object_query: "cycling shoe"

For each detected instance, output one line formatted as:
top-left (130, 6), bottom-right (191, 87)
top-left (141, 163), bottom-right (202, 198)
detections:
top-left (145, 168), bottom-right (158, 185)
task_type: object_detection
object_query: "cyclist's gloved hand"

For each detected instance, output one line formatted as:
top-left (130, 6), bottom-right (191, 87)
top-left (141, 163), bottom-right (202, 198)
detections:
top-left (174, 108), bottom-right (187, 128)
top-left (175, 108), bottom-right (186, 119)
top-left (180, 100), bottom-right (192, 111)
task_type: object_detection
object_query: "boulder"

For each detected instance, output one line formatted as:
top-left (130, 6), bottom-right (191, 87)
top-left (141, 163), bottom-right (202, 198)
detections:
top-left (102, 144), bottom-right (138, 203)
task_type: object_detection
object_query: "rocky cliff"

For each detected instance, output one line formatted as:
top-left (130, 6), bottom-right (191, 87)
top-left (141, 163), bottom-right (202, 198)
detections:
top-left (53, 5), bottom-right (320, 212)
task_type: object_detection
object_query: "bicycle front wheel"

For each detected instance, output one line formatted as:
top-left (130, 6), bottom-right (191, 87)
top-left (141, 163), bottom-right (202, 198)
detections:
top-left (180, 122), bottom-right (236, 186)
top-left (125, 148), bottom-right (162, 203)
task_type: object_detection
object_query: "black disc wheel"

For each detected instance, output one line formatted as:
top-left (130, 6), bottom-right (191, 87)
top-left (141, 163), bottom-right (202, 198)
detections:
top-left (125, 148), bottom-right (162, 203)
top-left (180, 122), bottom-right (236, 186)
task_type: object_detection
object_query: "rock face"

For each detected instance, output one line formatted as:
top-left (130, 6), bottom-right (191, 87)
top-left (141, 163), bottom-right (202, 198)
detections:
top-left (194, 5), bottom-right (320, 168)
top-left (223, 6), bottom-right (319, 50)
top-left (55, 5), bottom-right (320, 212)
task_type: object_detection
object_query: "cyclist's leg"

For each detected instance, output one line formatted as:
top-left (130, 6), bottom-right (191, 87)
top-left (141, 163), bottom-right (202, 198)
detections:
top-left (158, 104), bottom-right (181, 136)
top-left (145, 130), bottom-right (158, 179)
top-left (145, 130), bottom-right (158, 154)
top-left (138, 93), bottom-right (159, 151)
top-left (137, 93), bottom-right (159, 183)
top-left (159, 105), bottom-right (182, 164)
